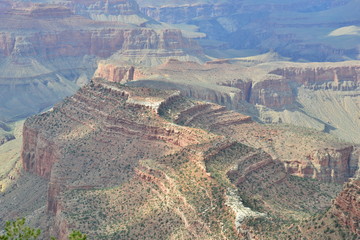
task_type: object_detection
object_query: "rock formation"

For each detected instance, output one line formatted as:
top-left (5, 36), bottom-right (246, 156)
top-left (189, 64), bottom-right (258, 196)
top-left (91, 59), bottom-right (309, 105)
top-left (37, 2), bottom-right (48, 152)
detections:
top-left (137, 0), bottom-right (360, 61)
top-left (14, 76), bottom-right (359, 238)
top-left (331, 178), bottom-right (360, 235)
top-left (0, 2), bottom-right (204, 122)
top-left (123, 58), bottom-right (360, 143)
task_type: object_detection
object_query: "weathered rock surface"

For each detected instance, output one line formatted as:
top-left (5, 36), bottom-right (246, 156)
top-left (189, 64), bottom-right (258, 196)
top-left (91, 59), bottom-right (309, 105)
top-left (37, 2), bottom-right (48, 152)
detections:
top-left (169, 98), bottom-right (356, 184)
top-left (124, 58), bottom-right (360, 143)
top-left (19, 79), bottom-right (357, 238)
top-left (331, 178), bottom-right (360, 235)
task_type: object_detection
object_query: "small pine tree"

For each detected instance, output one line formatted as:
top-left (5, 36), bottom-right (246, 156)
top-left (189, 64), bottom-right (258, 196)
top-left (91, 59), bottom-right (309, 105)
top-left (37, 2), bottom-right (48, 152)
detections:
top-left (0, 218), bottom-right (87, 240)
top-left (69, 231), bottom-right (87, 240)
top-left (0, 218), bottom-right (41, 240)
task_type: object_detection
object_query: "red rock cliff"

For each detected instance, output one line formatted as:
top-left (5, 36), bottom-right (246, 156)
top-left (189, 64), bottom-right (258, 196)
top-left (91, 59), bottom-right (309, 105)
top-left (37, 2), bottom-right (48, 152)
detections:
top-left (286, 146), bottom-right (354, 183)
top-left (22, 125), bottom-right (59, 179)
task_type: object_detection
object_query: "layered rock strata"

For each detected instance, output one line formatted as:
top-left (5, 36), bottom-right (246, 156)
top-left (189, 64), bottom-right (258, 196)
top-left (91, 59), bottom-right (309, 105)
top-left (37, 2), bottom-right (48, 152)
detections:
top-left (137, 0), bottom-right (360, 61)
top-left (0, 3), bottom-right (203, 121)
top-left (331, 178), bottom-right (360, 235)
top-left (125, 59), bottom-right (360, 143)
top-left (21, 79), bottom-right (356, 238)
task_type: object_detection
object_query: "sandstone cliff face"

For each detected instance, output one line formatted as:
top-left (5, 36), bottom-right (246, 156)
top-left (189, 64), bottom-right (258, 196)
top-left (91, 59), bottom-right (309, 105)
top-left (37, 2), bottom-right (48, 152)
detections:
top-left (222, 79), bottom-right (295, 108)
top-left (219, 63), bottom-right (360, 109)
top-left (22, 80), bottom-right (209, 195)
top-left (270, 65), bottom-right (360, 91)
top-left (21, 80), bottom-right (222, 239)
top-left (95, 63), bottom-right (135, 83)
top-left (286, 146), bottom-right (354, 183)
top-left (331, 178), bottom-right (360, 235)
top-left (159, 93), bottom-right (356, 184)
top-left (0, 28), bottom-right (196, 60)
top-left (22, 125), bottom-right (59, 179)
top-left (249, 79), bottom-right (295, 108)
top-left (59, 0), bottom-right (142, 19)
top-left (20, 79), bottom-right (356, 238)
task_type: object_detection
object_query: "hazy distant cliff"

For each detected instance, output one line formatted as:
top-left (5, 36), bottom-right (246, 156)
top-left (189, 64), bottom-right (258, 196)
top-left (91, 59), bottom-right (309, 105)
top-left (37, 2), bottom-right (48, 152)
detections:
top-left (0, 2), bottom-right (203, 121)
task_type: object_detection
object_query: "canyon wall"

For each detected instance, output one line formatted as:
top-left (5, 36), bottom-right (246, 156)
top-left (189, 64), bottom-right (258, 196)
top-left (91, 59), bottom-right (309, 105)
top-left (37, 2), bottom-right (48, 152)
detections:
top-left (22, 125), bottom-right (59, 179)
top-left (331, 178), bottom-right (360, 235)
top-left (219, 63), bottom-right (360, 109)
top-left (0, 28), bottom-right (198, 60)
top-left (270, 65), bottom-right (360, 91)
top-left (139, 2), bottom-right (237, 24)
top-left (0, 3), bottom-right (203, 121)
top-left (286, 146), bottom-right (354, 183)
top-left (138, 0), bottom-right (360, 61)
top-left (19, 81), bottom-right (357, 238)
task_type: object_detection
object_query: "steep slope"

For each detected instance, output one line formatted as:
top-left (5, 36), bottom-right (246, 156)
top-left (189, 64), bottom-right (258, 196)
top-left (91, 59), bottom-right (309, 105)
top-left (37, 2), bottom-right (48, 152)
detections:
top-left (331, 178), bottom-right (360, 236)
top-left (7, 79), bottom-right (355, 239)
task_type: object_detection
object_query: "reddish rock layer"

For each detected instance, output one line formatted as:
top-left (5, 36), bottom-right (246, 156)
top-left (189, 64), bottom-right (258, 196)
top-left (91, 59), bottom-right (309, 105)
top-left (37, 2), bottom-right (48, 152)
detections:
top-left (331, 178), bottom-right (360, 235)
top-left (0, 28), bottom-right (198, 59)
top-left (173, 101), bottom-right (355, 183)
top-left (22, 125), bottom-right (59, 179)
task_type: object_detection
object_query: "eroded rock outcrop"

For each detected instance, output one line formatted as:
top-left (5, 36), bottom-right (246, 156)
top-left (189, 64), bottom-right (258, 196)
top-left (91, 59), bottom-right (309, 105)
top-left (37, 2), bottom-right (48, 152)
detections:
top-left (270, 64), bottom-right (360, 91)
top-left (140, 2), bottom-right (237, 24)
top-left (20, 78), bottom-right (357, 239)
top-left (95, 63), bottom-right (135, 83)
top-left (286, 146), bottom-right (354, 183)
top-left (331, 178), bottom-right (360, 235)
top-left (22, 125), bottom-right (59, 179)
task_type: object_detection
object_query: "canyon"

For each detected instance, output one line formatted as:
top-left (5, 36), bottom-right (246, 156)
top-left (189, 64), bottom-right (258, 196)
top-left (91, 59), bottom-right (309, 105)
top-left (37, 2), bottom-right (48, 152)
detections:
top-left (109, 57), bottom-right (360, 144)
top-left (138, 0), bottom-right (360, 61)
top-left (4, 79), bottom-right (354, 238)
top-left (0, 0), bottom-right (204, 122)
top-left (0, 0), bottom-right (359, 239)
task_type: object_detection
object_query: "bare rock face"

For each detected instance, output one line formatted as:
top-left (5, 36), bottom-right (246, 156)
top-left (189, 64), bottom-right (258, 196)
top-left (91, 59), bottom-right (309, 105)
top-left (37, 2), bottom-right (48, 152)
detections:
top-left (286, 146), bottom-right (354, 183)
top-left (139, 2), bottom-right (236, 24)
top-left (122, 58), bottom-right (360, 143)
top-left (170, 98), bottom-right (356, 184)
top-left (22, 125), bottom-right (59, 179)
top-left (331, 178), bottom-right (360, 235)
top-left (270, 65), bottom-right (360, 91)
top-left (95, 63), bottom-right (135, 83)
top-left (249, 79), bottom-right (295, 108)
top-left (29, 5), bottom-right (73, 18)
top-left (22, 80), bottom-right (228, 238)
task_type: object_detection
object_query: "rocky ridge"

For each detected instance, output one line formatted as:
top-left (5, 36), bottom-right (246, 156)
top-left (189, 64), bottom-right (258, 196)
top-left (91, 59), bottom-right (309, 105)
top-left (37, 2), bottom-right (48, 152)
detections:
top-left (17, 80), bottom-right (357, 238)
top-left (118, 58), bottom-right (360, 143)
